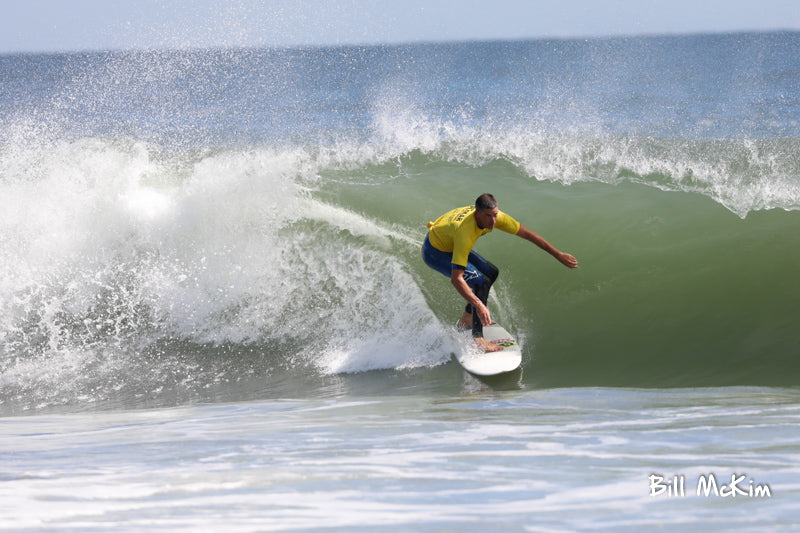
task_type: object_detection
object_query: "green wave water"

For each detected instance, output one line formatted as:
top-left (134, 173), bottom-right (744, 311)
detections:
top-left (322, 146), bottom-right (800, 388)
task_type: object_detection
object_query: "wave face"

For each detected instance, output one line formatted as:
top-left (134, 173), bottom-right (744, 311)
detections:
top-left (2, 33), bottom-right (799, 413)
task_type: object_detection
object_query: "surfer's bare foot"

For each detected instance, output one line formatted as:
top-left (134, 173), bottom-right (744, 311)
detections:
top-left (456, 311), bottom-right (472, 331)
top-left (475, 337), bottom-right (503, 352)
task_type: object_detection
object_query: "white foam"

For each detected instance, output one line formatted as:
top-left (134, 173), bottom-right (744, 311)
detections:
top-left (1, 138), bottom-right (455, 410)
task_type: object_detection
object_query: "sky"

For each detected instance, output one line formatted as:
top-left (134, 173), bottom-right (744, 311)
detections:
top-left (1, 0), bottom-right (799, 53)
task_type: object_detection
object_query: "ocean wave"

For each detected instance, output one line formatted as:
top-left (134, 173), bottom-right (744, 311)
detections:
top-left (2, 134), bottom-right (799, 413)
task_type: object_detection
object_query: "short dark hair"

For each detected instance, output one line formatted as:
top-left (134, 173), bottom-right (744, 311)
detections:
top-left (475, 193), bottom-right (497, 211)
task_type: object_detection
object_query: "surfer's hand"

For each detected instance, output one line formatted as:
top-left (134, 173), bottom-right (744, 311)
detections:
top-left (477, 301), bottom-right (492, 326)
top-left (558, 252), bottom-right (578, 269)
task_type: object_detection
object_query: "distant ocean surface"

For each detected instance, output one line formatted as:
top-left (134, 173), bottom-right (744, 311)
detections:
top-left (2, 32), bottom-right (799, 530)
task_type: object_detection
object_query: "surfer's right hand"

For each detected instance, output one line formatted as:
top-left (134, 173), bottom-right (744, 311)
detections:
top-left (477, 301), bottom-right (492, 327)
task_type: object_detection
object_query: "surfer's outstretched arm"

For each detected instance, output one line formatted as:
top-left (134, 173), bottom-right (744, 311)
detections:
top-left (516, 224), bottom-right (578, 269)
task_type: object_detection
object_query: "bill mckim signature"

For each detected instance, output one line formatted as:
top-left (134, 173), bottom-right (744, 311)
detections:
top-left (649, 473), bottom-right (772, 498)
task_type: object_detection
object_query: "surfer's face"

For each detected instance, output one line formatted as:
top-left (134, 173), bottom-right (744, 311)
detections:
top-left (475, 206), bottom-right (499, 230)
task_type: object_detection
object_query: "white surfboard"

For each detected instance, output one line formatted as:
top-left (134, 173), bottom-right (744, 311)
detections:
top-left (456, 323), bottom-right (522, 376)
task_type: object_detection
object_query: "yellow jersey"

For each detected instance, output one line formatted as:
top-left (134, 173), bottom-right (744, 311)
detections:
top-left (426, 206), bottom-right (520, 267)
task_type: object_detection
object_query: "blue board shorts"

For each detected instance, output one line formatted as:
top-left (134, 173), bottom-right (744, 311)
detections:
top-left (421, 234), bottom-right (499, 338)
top-left (421, 234), bottom-right (498, 292)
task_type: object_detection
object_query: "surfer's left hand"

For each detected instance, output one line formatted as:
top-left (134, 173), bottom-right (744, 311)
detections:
top-left (559, 252), bottom-right (578, 269)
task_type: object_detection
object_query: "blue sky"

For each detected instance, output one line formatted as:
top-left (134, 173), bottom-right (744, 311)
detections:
top-left (2, 0), bottom-right (799, 53)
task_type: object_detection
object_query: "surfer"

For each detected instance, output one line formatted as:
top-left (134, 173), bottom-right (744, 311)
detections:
top-left (422, 193), bottom-right (578, 352)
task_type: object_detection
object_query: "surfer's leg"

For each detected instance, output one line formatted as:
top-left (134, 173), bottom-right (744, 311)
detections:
top-left (464, 251), bottom-right (499, 339)
top-left (421, 235), bottom-right (453, 278)
top-left (469, 279), bottom-right (492, 338)
top-left (423, 236), bottom-right (473, 330)
top-left (467, 249), bottom-right (499, 287)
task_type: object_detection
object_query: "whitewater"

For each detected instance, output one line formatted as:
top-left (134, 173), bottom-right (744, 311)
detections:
top-left (2, 32), bottom-right (800, 530)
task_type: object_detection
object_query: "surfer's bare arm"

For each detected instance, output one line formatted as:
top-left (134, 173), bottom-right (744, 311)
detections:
top-left (450, 268), bottom-right (492, 326)
top-left (516, 224), bottom-right (578, 269)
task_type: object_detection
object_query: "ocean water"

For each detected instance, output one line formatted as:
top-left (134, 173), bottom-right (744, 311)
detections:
top-left (2, 32), bottom-right (800, 530)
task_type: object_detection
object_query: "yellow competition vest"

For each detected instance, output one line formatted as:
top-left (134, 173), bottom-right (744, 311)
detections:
top-left (426, 206), bottom-right (520, 267)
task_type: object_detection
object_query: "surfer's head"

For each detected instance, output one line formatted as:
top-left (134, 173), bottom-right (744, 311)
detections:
top-left (475, 193), bottom-right (499, 230)
top-left (475, 193), bottom-right (497, 211)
